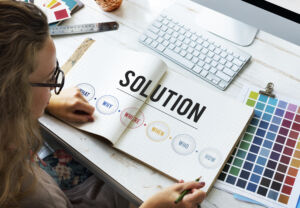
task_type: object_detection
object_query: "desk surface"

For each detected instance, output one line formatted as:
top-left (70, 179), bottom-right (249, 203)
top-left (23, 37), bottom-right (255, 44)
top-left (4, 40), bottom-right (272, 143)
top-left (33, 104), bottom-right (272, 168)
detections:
top-left (40, 0), bottom-right (300, 207)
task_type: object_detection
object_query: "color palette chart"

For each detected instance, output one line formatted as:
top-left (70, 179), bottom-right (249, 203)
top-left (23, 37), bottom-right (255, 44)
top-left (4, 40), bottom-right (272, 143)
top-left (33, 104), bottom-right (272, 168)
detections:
top-left (215, 89), bottom-right (300, 208)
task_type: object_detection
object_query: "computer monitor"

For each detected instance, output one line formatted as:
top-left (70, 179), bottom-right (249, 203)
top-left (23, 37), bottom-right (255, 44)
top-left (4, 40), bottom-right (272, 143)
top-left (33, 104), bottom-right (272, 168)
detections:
top-left (191, 0), bottom-right (300, 46)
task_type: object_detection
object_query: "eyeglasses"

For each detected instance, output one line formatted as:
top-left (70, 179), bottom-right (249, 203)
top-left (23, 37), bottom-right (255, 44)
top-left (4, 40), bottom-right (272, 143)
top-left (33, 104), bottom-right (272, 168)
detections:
top-left (30, 60), bottom-right (65, 95)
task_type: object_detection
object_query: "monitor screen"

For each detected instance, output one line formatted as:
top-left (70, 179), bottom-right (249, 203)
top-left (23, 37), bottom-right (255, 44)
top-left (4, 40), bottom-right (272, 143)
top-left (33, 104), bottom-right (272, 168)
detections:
top-left (192, 0), bottom-right (300, 46)
top-left (243, 0), bottom-right (300, 23)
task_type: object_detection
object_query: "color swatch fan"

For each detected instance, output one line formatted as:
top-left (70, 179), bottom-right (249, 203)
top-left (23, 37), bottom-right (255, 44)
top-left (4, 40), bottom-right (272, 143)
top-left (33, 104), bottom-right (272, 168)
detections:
top-left (35, 0), bottom-right (71, 24)
top-left (215, 87), bottom-right (300, 208)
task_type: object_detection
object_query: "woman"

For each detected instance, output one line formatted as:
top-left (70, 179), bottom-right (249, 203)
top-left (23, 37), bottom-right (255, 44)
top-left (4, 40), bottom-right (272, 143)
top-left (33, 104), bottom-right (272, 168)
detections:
top-left (0, 1), bottom-right (206, 207)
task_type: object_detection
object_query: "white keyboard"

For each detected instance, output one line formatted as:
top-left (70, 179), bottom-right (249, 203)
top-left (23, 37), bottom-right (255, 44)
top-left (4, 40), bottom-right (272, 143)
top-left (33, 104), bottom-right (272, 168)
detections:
top-left (139, 13), bottom-right (251, 90)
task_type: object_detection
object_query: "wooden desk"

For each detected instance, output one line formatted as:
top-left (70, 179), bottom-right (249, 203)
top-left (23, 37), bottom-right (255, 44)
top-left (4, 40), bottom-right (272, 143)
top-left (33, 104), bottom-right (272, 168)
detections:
top-left (40, 0), bottom-right (300, 207)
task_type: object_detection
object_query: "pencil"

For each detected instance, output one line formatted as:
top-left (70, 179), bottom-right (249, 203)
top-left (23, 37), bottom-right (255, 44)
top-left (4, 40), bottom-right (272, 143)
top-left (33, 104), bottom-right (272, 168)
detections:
top-left (174, 177), bottom-right (202, 204)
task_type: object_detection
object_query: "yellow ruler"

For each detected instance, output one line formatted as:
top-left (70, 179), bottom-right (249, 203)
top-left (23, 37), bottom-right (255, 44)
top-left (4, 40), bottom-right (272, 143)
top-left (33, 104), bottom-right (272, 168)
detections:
top-left (61, 38), bottom-right (95, 75)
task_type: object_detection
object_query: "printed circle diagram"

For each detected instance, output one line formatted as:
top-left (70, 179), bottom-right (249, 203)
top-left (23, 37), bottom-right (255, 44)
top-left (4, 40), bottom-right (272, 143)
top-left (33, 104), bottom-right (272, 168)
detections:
top-left (76, 83), bottom-right (95, 101)
top-left (96, 95), bottom-right (119, 115)
top-left (146, 121), bottom-right (170, 142)
top-left (198, 148), bottom-right (222, 169)
top-left (171, 134), bottom-right (196, 155)
top-left (120, 107), bottom-right (144, 129)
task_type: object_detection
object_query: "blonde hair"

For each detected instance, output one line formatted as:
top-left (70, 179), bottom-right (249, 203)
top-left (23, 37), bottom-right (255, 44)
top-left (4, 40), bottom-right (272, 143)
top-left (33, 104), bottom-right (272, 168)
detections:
top-left (0, 1), bottom-right (49, 206)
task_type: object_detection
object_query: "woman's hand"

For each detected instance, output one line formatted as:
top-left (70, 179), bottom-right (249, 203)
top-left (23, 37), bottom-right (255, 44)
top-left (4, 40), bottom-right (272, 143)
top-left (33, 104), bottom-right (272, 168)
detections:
top-left (140, 180), bottom-right (206, 208)
top-left (46, 87), bottom-right (95, 123)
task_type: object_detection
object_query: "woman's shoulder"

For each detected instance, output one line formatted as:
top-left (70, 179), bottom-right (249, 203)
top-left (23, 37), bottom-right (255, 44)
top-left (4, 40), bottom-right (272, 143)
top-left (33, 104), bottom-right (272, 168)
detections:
top-left (20, 166), bottom-right (72, 208)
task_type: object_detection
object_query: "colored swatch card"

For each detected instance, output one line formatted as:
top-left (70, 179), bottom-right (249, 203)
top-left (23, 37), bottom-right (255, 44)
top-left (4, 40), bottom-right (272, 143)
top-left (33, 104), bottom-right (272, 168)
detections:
top-left (61, 0), bottom-right (78, 12)
top-left (215, 87), bottom-right (300, 208)
top-left (35, 0), bottom-right (71, 24)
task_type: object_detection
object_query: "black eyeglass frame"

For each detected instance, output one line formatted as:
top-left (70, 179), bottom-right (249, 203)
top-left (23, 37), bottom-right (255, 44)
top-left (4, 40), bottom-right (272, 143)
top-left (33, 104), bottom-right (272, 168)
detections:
top-left (30, 60), bottom-right (65, 95)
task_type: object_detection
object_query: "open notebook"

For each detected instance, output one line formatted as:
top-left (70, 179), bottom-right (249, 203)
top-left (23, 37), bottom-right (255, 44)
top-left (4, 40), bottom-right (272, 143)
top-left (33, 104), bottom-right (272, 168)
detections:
top-left (63, 41), bottom-right (253, 192)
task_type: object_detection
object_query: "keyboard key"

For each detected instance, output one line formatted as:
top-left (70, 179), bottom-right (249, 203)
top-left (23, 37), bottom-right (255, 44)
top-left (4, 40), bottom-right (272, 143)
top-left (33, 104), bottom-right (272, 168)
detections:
top-left (204, 57), bottom-right (212, 64)
top-left (153, 21), bottom-right (162, 28)
top-left (208, 45), bottom-right (215, 51)
top-left (220, 58), bottom-right (226, 65)
top-left (210, 67), bottom-right (217, 74)
top-left (220, 51), bottom-right (227, 58)
top-left (207, 51), bottom-right (214, 58)
top-left (174, 47), bottom-right (181, 53)
top-left (193, 50), bottom-right (200, 57)
top-left (184, 38), bottom-right (191, 45)
top-left (150, 26), bottom-right (160, 33)
top-left (223, 67), bottom-right (235, 76)
top-left (173, 32), bottom-right (179, 38)
top-left (199, 54), bottom-right (205, 60)
top-left (163, 48), bottom-right (194, 69)
top-left (213, 55), bottom-right (220, 61)
top-left (204, 64), bottom-right (210, 70)
top-left (216, 71), bottom-right (231, 82)
top-left (157, 37), bottom-right (163, 43)
top-left (201, 48), bottom-right (208, 54)
top-left (217, 64), bottom-right (224, 71)
top-left (211, 61), bottom-right (218, 67)
top-left (174, 25), bottom-right (180, 31)
top-left (193, 66), bottom-right (202, 73)
top-left (186, 53), bottom-right (193, 60)
top-left (233, 58), bottom-right (243, 67)
top-left (197, 60), bottom-right (205, 67)
top-left (145, 37), bottom-right (152, 45)
top-left (162, 40), bottom-right (169, 47)
top-left (191, 57), bottom-right (198, 63)
top-left (178, 35), bottom-right (185, 41)
top-left (219, 81), bottom-right (227, 88)
top-left (164, 34), bottom-right (171, 40)
top-left (182, 44), bottom-right (188, 50)
top-left (191, 34), bottom-right (197, 41)
top-left (214, 48), bottom-right (221, 54)
top-left (187, 47), bottom-right (194, 53)
top-left (151, 41), bottom-right (158, 48)
top-left (156, 44), bottom-right (165, 52)
top-left (231, 65), bottom-right (239, 72)
top-left (225, 62), bottom-right (233, 68)
top-left (189, 41), bottom-right (196, 48)
top-left (202, 41), bottom-right (209, 48)
top-left (146, 31), bottom-right (158, 40)
top-left (207, 73), bottom-right (214, 81)
top-left (166, 29), bottom-right (173, 35)
top-left (170, 37), bottom-right (176, 43)
top-left (226, 55), bottom-right (234, 62)
top-left (195, 45), bottom-right (203, 51)
top-left (180, 50), bottom-right (187, 57)
top-left (168, 44), bottom-right (175, 50)
top-left (239, 56), bottom-right (247, 62)
top-left (139, 34), bottom-right (147, 42)
top-left (200, 70), bottom-right (208, 77)
top-left (161, 25), bottom-right (168, 32)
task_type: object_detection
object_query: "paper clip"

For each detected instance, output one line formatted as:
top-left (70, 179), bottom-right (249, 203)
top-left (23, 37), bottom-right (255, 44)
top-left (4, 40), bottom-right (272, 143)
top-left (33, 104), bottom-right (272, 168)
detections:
top-left (259, 82), bottom-right (275, 98)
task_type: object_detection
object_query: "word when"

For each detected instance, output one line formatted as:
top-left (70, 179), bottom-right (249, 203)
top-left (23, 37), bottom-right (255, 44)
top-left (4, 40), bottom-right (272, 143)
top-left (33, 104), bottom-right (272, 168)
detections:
top-left (151, 127), bottom-right (165, 136)
top-left (119, 70), bottom-right (207, 123)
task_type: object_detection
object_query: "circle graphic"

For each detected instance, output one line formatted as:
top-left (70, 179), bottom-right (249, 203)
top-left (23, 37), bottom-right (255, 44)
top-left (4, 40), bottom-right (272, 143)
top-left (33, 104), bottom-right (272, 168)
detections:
top-left (120, 107), bottom-right (144, 129)
top-left (198, 148), bottom-right (222, 169)
top-left (76, 83), bottom-right (95, 101)
top-left (171, 134), bottom-right (196, 155)
top-left (146, 121), bottom-right (170, 142)
top-left (96, 95), bottom-right (119, 115)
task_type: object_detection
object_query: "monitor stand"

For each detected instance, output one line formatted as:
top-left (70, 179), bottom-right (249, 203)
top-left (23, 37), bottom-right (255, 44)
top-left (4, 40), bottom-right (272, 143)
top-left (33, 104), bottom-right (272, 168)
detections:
top-left (195, 5), bottom-right (258, 46)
